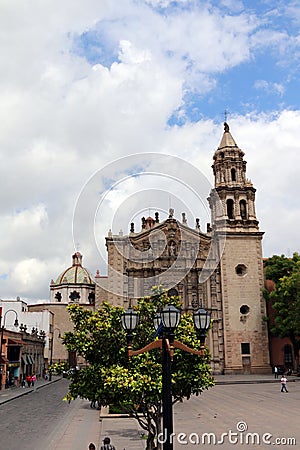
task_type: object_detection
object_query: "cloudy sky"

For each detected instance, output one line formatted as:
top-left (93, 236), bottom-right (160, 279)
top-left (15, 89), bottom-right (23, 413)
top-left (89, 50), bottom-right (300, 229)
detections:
top-left (1, 0), bottom-right (300, 301)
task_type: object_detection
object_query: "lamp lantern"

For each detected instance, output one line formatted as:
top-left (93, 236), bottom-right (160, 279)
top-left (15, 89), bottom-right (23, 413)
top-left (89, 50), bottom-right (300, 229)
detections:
top-left (121, 307), bottom-right (139, 332)
top-left (193, 307), bottom-right (211, 333)
top-left (161, 304), bottom-right (181, 331)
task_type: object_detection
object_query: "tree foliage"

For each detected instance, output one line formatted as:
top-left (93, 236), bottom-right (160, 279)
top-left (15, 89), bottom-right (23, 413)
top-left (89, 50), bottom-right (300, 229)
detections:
top-left (62, 289), bottom-right (214, 449)
top-left (264, 253), bottom-right (300, 369)
top-left (264, 253), bottom-right (300, 284)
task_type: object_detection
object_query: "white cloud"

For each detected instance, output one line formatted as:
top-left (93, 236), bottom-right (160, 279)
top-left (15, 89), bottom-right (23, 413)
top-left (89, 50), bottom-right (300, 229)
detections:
top-left (0, 1), bottom-right (300, 301)
top-left (254, 80), bottom-right (285, 96)
top-left (9, 258), bottom-right (57, 299)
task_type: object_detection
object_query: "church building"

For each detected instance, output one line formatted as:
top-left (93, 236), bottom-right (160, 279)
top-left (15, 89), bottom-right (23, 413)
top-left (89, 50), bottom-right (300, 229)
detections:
top-left (43, 123), bottom-right (270, 374)
top-left (94, 123), bottom-right (270, 374)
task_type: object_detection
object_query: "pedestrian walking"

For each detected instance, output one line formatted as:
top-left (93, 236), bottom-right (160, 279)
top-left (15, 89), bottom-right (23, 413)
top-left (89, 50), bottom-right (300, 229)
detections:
top-left (274, 366), bottom-right (278, 379)
top-left (31, 374), bottom-right (37, 387)
top-left (280, 375), bottom-right (288, 392)
top-left (26, 375), bottom-right (31, 387)
top-left (100, 437), bottom-right (116, 450)
top-left (20, 374), bottom-right (26, 388)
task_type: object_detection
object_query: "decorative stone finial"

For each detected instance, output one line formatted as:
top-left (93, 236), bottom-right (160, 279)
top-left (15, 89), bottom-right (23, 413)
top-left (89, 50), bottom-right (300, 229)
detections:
top-left (155, 212), bottom-right (159, 223)
top-left (169, 208), bottom-right (174, 218)
top-left (130, 222), bottom-right (135, 233)
top-left (72, 252), bottom-right (82, 266)
top-left (207, 223), bottom-right (212, 233)
top-left (182, 212), bottom-right (187, 224)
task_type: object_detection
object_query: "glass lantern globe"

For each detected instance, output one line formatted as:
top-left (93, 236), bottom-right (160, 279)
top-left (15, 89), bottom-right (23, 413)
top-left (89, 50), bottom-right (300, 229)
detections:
top-left (121, 308), bottom-right (139, 332)
top-left (161, 304), bottom-right (181, 330)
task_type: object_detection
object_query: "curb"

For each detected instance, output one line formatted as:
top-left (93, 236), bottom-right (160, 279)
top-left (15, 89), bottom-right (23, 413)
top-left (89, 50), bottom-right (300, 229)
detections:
top-left (0, 377), bottom-right (63, 406)
top-left (215, 377), bottom-right (300, 386)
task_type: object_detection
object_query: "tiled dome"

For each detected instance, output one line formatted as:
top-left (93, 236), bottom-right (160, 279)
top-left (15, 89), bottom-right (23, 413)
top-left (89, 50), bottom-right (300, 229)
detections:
top-left (55, 252), bottom-right (94, 285)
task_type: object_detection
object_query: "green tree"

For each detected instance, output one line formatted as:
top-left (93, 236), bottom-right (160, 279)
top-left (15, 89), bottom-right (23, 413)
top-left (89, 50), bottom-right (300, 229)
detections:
top-left (264, 253), bottom-right (300, 284)
top-left (264, 254), bottom-right (300, 370)
top-left (63, 289), bottom-right (214, 449)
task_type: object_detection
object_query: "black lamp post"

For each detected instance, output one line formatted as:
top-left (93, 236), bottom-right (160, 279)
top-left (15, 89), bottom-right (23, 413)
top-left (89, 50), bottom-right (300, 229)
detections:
top-left (122, 302), bottom-right (210, 450)
top-left (49, 327), bottom-right (61, 381)
top-left (160, 304), bottom-right (181, 450)
top-left (49, 334), bottom-right (53, 381)
top-left (0, 309), bottom-right (19, 390)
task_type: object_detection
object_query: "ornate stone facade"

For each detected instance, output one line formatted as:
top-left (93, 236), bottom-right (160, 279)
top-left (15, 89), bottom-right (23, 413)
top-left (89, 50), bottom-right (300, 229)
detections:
top-left (95, 123), bottom-right (270, 374)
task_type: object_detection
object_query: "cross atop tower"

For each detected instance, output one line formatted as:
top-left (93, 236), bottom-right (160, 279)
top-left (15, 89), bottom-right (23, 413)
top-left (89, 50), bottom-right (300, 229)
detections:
top-left (224, 109), bottom-right (229, 123)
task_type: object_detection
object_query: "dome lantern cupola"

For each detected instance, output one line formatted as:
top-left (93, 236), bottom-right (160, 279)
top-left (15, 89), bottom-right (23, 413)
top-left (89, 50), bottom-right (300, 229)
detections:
top-left (72, 251), bottom-right (83, 266)
top-left (50, 252), bottom-right (95, 305)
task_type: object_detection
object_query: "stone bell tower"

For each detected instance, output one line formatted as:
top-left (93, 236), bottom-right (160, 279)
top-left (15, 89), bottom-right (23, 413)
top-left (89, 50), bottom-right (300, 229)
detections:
top-left (209, 123), bottom-right (270, 374)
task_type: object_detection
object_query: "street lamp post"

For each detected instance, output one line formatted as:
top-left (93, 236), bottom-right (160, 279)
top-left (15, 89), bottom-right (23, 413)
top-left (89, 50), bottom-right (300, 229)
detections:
top-left (48, 327), bottom-right (61, 381)
top-left (160, 305), bottom-right (181, 450)
top-left (0, 309), bottom-right (19, 390)
top-left (122, 303), bottom-right (211, 450)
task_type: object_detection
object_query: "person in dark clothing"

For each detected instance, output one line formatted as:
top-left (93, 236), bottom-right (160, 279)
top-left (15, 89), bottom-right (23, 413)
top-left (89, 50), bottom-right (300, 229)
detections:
top-left (100, 437), bottom-right (116, 450)
top-left (89, 444), bottom-right (96, 450)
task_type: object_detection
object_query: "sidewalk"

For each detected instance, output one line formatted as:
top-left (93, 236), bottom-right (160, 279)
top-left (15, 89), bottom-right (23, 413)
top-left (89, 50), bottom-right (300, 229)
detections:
top-left (214, 372), bottom-right (300, 385)
top-left (99, 416), bottom-right (144, 450)
top-left (0, 375), bottom-right (62, 405)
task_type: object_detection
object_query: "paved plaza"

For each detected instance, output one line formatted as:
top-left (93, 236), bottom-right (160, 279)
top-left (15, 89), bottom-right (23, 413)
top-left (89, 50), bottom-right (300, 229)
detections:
top-left (172, 378), bottom-right (300, 449)
top-left (99, 377), bottom-right (300, 450)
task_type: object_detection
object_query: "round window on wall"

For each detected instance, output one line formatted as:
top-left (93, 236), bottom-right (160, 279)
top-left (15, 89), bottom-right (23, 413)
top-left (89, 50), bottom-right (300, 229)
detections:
top-left (240, 305), bottom-right (250, 315)
top-left (235, 264), bottom-right (247, 276)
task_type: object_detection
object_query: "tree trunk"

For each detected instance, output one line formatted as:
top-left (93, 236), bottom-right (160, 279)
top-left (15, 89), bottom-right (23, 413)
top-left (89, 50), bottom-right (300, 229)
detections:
top-left (146, 432), bottom-right (155, 450)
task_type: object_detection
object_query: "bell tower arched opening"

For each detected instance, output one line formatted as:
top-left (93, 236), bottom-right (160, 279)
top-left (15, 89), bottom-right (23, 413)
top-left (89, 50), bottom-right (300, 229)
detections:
top-left (226, 199), bottom-right (234, 219)
top-left (240, 200), bottom-right (247, 219)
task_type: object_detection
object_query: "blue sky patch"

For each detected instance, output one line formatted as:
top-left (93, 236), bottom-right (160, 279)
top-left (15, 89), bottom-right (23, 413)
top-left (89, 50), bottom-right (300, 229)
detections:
top-left (72, 27), bottom-right (119, 67)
